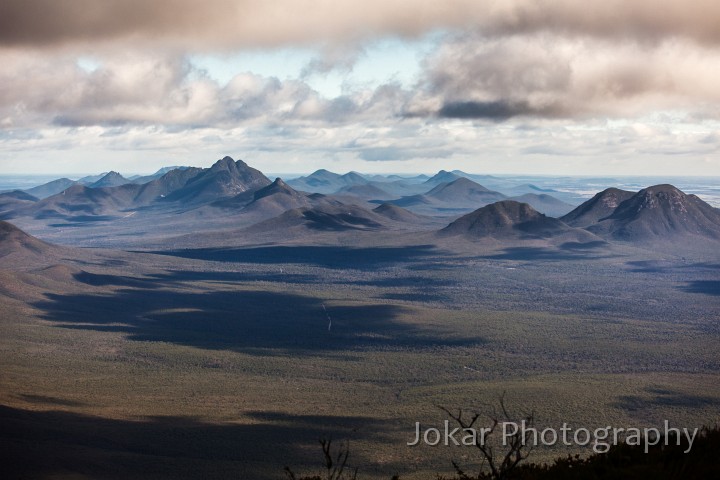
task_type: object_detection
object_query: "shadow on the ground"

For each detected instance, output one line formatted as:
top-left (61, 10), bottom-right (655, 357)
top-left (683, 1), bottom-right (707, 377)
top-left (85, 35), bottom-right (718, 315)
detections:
top-left (146, 244), bottom-right (441, 270)
top-left (613, 386), bottom-right (718, 412)
top-left (35, 274), bottom-right (483, 354)
top-left (680, 280), bottom-right (720, 296)
top-left (0, 404), bottom-right (400, 480)
top-left (625, 260), bottom-right (720, 274)
top-left (480, 246), bottom-right (614, 261)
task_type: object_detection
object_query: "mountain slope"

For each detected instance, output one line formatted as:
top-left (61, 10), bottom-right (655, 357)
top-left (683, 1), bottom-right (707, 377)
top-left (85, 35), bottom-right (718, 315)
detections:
top-left (0, 191), bottom-right (38, 219)
top-left (27, 184), bottom-right (135, 219)
top-left (77, 173), bottom-right (108, 185)
top-left (587, 184), bottom-right (720, 242)
top-left (0, 220), bottom-right (51, 259)
top-left (130, 167), bottom-right (204, 205)
top-left (247, 204), bottom-right (386, 234)
top-left (131, 166), bottom-right (188, 185)
top-left (561, 188), bottom-right (635, 227)
top-left (336, 183), bottom-right (394, 200)
top-left (25, 178), bottom-right (79, 199)
top-left (385, 178), bottom-right (506, 213)
top-left (423, 170), bottom-right (462, 186)
top-left (239, 178), bottom-right (311, 217)
top-left (372, 203), bottom-right (423, 223)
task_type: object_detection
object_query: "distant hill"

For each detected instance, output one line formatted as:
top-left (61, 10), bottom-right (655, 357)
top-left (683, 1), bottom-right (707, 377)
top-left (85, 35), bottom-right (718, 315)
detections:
top-left (15, 167), bottom-right (205, 220)
top-left (129, 167), bottom-right (205, 205)
top-left (508, 193), bottom-right (575, 217)
top-left (291, 169), bottom-right (342, 191)
top-left (131, 166), bottom-right (188, 185)
top-left (561, 188), bottom-right (635, 227)
top-left (163, 156), bottom-right (270, 204)
top-left (440, 200), bottom-right (581, 240)
top-left (90, 171), bottom-right (131, 188)
top-left (0, 191), bottom-right (38, 220)
top-left (28, 184), bottom-right (132, 219)
top-left (247, 204), bottom-right (386, 234)
top-left (423, 170), bottom-right (462, 186)
top-left (386, 178), bottom-right (505, 212)
top-left (426, 177), bottom-right (506, 205)
top-left (24, 178), bottom-right (78, 199)
top-left (372, 203), bottom-right (422, 223)
top-left (77, 173), bottom-right (108, 185)
top-left (501, 183), bottom-right (560, 197)
top-left (587, 184), bottom-right (720, 242)
top-left (287, 169), bottom-right (369, 194)
top-left (451, 170), bottom-right (502, 184)
top-left (365, 173), bottom-right (429, 184)
top-left (0, 190), bottom-right (37, 202)
top-left (336, 183), bottom-right (394, 200)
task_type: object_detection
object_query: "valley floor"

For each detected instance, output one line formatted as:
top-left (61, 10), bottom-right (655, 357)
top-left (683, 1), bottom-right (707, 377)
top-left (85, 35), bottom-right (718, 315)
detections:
top-left (1, 234), bottom-right (719, 479)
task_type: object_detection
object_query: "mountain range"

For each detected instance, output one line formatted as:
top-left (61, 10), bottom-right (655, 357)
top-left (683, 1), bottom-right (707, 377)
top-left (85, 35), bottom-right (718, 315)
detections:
top-left (1, 156), bottom-right (718, 253)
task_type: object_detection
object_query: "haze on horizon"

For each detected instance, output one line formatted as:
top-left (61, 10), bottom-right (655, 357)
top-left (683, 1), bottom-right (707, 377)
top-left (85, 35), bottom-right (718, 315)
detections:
top-left (1, 0), bottom-right (719, 176)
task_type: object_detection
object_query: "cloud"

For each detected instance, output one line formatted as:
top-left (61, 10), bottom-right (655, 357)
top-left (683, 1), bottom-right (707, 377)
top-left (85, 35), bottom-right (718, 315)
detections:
top-left (415, 33), bottom-right (720, 120)
top-left (437, 100), bottom-right (561, 120)
top-left (3, 27), bottom-right (720, 129)
top-left (2, 1), bottom-right (720, 51)
top-left (0, 49), bottom-right (415, 129)
top-left (300, 44), bottom-right (366, 78)
top-left (357, 146), bottom-right (453, 161)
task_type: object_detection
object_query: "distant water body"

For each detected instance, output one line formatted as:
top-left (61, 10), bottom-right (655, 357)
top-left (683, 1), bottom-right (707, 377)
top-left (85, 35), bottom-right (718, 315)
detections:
top-left (1, 174), bottom-right (718, 207)
top-left (490, 175), bottom-right (720, 207)
top-left (0, 175), bottom-right (81, 192)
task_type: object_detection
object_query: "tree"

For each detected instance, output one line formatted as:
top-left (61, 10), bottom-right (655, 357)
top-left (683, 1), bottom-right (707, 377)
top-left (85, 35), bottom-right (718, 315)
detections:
top-left (438, 393), bottom-right (535, 480)
top-left (285, 437), bottom-right (357, 480)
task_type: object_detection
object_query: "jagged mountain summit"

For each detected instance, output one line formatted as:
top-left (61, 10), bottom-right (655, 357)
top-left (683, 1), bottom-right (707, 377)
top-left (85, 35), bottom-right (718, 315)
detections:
top-left (162, 156), bottom-right (271, 204)
top-left (587, 184), bottom-right (720, 242)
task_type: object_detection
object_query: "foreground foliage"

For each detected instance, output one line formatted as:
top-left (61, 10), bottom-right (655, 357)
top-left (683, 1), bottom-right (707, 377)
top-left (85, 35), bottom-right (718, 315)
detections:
top-left (288, 426), bottom-right (720, 480)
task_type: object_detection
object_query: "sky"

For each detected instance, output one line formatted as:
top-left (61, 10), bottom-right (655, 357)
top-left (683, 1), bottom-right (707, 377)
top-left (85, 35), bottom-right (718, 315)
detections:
top-left (1, 0), bottom-right (719, 176)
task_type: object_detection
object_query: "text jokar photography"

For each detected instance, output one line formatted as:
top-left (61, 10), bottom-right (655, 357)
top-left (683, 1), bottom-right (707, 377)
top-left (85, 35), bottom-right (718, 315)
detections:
top-left (409, 420), bottom-right (700, 454)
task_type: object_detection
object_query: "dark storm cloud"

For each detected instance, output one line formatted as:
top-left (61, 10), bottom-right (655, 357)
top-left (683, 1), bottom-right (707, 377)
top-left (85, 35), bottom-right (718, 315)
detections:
top-left (438, 100), bottom-right (547, 120)
top-left (2, 1), bottom-right (720, 50)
